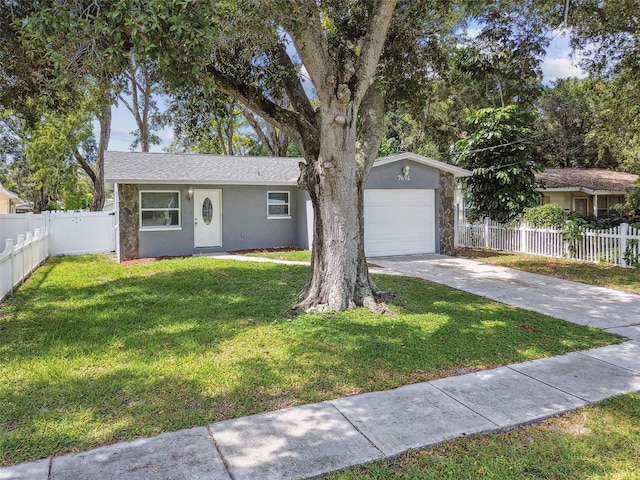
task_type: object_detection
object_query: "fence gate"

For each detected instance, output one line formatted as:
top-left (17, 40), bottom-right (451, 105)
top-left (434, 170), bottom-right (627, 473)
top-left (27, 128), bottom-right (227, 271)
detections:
top-left (49, 211), bottom-right (116, 255)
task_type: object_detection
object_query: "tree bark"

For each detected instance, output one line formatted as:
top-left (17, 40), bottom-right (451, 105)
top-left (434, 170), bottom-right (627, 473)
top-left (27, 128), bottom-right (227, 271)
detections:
top-left (89, 104), bottom-right (110, 211)
top-left (295, 83), bottom-right (386, 312)
top-left (297, 107), bottom-right (362, 311)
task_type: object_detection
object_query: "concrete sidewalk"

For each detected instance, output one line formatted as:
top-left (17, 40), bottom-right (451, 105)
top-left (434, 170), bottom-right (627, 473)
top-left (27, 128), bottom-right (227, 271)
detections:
top-left (4, 342), bottom-right (640, 480)
top-left (3, 254), bottom-right (640, 480)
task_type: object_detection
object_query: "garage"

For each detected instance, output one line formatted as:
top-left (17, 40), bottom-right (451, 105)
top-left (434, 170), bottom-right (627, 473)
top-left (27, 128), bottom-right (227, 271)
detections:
top-left (364, 189), bottom-right (436, 257)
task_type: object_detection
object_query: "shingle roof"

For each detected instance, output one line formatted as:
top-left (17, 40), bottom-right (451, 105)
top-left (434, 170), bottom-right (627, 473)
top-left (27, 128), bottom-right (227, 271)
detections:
top-left (537, 168), bottom-right (638, 192)
top-left (104, 151), bottom-right (303, 185)
top-left (104, 151), bottom-right (472, 186)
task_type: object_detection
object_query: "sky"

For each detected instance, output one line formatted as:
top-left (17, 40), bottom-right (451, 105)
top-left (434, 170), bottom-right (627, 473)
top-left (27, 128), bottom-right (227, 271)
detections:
top-left (106, 31), bottom-right (586, 153)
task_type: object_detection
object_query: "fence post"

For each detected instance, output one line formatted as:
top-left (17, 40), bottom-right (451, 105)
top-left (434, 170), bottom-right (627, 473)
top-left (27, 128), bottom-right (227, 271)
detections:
top-left (6, 238), bottom-right (14, 294)
top-left (520, 222), bottom-right (528, 254)
top-left (11, 235), bottom-right (22, 291)
top-left (619, 223), bottom-right (629, 267)
top-left (24, 212), bottom-right (31, 237)
top-left (484, 217), bottom-right (491, 249)
top-left (44, 211), bottom-right (52, 255)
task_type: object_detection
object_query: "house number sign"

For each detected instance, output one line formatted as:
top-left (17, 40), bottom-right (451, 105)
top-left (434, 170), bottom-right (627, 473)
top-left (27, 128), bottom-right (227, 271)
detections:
top-left (398, 165), bottom-right (411, 181)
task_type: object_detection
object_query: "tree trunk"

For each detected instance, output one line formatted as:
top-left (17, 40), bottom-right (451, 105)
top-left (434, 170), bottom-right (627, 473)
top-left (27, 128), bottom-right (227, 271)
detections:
top-left (296, 101), bottom-right (380, 312)
top-left (89, 105), bottom-right (111, 211)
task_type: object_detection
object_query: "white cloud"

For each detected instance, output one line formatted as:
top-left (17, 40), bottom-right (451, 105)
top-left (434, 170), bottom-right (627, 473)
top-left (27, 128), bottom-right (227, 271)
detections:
top-left (466, 27), bottom-right (481, 39)
top-left (541, 56), bottom-right (586, 83)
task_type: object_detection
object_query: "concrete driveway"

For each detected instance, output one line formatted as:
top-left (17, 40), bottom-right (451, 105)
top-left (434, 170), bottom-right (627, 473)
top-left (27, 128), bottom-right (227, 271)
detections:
top-left (372, 254), bottom-right (640, 339)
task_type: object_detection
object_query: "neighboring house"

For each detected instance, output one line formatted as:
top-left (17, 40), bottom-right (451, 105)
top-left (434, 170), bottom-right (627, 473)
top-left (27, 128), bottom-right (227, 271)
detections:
top-left (104, 151), bottom-right (471, 261)
top-left (102, 198), bottom-right (115, 211)
top-left (536, 168), bottom-right (639, 217)
top-left (0, 182), bottom-right (22, 214)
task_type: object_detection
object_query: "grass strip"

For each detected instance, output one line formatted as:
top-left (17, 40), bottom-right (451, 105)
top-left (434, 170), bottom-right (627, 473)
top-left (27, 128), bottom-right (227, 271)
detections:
top-left (457, 248), bottom-right (640, 295)
top-left (325, 392), bottom-right (640, 479)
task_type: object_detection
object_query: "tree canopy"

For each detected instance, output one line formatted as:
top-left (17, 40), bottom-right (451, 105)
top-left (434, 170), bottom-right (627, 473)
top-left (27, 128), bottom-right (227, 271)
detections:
top-left (455, 105), bottom-right (543, 223)
top-left (3, 0), bottom-right (640, 309)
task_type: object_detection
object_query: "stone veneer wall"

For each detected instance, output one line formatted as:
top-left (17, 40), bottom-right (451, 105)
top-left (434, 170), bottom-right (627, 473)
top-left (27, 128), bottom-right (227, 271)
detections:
top-left (118, 184), bottom-right (139, 260)
top-left (439, 172), bottom-right (455, 255)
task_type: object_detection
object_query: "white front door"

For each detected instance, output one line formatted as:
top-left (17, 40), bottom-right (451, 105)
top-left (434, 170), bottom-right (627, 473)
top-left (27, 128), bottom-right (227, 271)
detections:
top-left (194, 189), bottom-right (222, 248)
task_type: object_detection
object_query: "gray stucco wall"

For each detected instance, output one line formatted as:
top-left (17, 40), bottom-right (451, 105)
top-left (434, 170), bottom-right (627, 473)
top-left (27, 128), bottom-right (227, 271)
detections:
top-left (365, 160), bottom-right (441, 190)
top-left (135, 184), bottom-right (299, 258)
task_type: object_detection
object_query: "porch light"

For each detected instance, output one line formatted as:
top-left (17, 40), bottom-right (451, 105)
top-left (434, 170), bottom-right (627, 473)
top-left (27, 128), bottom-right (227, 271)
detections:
top-left (187, 186), bottom-right (194, 200)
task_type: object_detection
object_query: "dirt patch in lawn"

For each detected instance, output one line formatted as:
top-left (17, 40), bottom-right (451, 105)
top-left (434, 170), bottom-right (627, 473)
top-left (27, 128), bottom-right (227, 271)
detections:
top-left (227, 246), bottom-right (304, 255)
top-left (120, 255), bottom-right (191, 266)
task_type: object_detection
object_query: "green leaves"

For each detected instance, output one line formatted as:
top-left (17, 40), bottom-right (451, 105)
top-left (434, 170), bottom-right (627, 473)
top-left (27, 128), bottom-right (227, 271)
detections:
top-left (455, 105), bottom-right (543, 224)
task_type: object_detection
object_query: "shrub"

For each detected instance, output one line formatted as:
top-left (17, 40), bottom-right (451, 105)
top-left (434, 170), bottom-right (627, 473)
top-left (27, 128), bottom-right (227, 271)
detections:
top-left (518, 204), bottom-right (568, 228)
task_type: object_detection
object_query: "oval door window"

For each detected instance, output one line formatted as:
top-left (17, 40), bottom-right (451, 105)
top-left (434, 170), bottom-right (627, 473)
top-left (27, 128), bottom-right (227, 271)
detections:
top-left (202, 198), bottom-right (213, 225)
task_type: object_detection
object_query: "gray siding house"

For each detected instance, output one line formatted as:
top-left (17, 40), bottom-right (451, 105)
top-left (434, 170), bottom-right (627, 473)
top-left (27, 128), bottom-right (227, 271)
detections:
top-left (104, 151), bottom-right (470, 261)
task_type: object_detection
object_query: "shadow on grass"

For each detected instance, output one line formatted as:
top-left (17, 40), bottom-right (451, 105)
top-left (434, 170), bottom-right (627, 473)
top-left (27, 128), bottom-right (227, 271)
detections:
top-left (0, 255), bottom-right (619, 466)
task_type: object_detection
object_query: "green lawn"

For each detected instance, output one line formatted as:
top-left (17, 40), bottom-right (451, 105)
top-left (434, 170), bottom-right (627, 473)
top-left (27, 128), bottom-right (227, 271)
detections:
top-left (457, 248), bottom-right (640, 295)
top-left (325, 392), bottom-right (640, 480)
top-left (0, 255), bottom-right (619, 465)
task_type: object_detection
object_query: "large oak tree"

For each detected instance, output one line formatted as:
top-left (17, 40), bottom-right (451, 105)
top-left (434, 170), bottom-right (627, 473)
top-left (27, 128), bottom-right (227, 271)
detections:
top-left (21, 0), bottom-right (466, 311)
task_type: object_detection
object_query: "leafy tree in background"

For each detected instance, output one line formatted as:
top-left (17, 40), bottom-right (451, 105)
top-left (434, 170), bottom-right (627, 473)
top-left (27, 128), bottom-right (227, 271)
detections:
top-left (116, 62), bottom-right (167, 153)
top-left (23, 104), bottom-right (100, 212)
top-left (534, 78), bottom-right (600, 168)
top-left (166, 87), bottom-right (246, 155)
top-left (567, 0), bottom-right (639, 78)
top-left (567, 0), bottom-right (640, 173)
top-left (455, 1), bottom-right (549, 108)
top-left (2, 3), bottom-right (170, 209)
top-left (379, 0), bottom-right (550, 160)
top-left (165, 86), bottom-right (291, 156)
top-left (455, 105), bottom-right (543, 223)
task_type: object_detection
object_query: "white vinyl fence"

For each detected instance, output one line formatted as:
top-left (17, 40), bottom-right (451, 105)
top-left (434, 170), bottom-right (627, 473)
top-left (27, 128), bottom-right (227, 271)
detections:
top-left (0, 211), bottom-right (116, 301)
top-left (0, 228), bottom-right (50, 302)
top-left (455, 217), bottom-right (640, 268)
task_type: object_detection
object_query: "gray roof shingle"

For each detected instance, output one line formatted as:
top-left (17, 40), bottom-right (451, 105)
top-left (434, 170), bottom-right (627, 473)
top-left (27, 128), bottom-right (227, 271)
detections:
top-left (104, 151), bottom-right (303, 185)
top-left (537, 168), bottom-right (638, 192)
top-left (104, 151), bottom-right (471, 187)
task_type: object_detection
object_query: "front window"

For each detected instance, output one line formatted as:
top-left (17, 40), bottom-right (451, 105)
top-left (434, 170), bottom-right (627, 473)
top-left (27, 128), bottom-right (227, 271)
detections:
top-left (140, 191), bottom-right (180, 228)
top-left (267, 191), bottom-right (290, 218)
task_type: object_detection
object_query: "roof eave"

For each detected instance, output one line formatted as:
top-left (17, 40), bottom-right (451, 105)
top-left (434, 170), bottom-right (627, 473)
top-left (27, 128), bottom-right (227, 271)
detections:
top-left (538, 186), bottom-right (628, 195)
top-left (374, 152), bottom-right (472, 177)
top-left (107, 179), bottom-right (298, 187)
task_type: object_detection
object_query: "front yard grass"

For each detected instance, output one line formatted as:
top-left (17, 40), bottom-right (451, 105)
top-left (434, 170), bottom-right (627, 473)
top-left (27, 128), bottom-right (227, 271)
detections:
top-left (324, 392), bottom-right (640, 480)
top-left (457, 248), bottom-right (640, 295)
top-left (0, 255), bottom-right (620, 465)
top-left (242, 248), bottom-right (312, 262)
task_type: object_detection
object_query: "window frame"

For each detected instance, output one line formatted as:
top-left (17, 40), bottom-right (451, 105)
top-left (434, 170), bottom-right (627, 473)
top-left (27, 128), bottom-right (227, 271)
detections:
top-left (139, 190), bottom-right (182, 231)
top-left (267, 191), bottom-right (291, 219)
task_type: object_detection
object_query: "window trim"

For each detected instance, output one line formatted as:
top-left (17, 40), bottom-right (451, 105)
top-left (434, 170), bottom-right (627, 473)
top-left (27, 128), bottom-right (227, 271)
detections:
top-left (267, 191), bottom-right (291, 219)
top-left (139, 190), bottom-right (182, 231)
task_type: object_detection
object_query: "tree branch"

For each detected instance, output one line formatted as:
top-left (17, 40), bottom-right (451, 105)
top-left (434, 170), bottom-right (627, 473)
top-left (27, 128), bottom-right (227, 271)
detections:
top-left (286, 4), bottom-right (336, 104)
top-left (242, 107), bottom-right (276, 156)
top-left (355, 82), bottom-right (386, 182)
top-left (274, 42), bottom-right (317, 128)
top-left (203, 64), bottom-right (318, 157)
top-left (74, 148), bottom-right (97, 183)
top-left (353, 0), bottom-right (398, 106)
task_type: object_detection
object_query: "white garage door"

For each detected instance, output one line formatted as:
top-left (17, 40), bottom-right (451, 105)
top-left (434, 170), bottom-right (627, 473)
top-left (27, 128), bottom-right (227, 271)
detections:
top-left (364, 189), bottom-right (436, 257)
